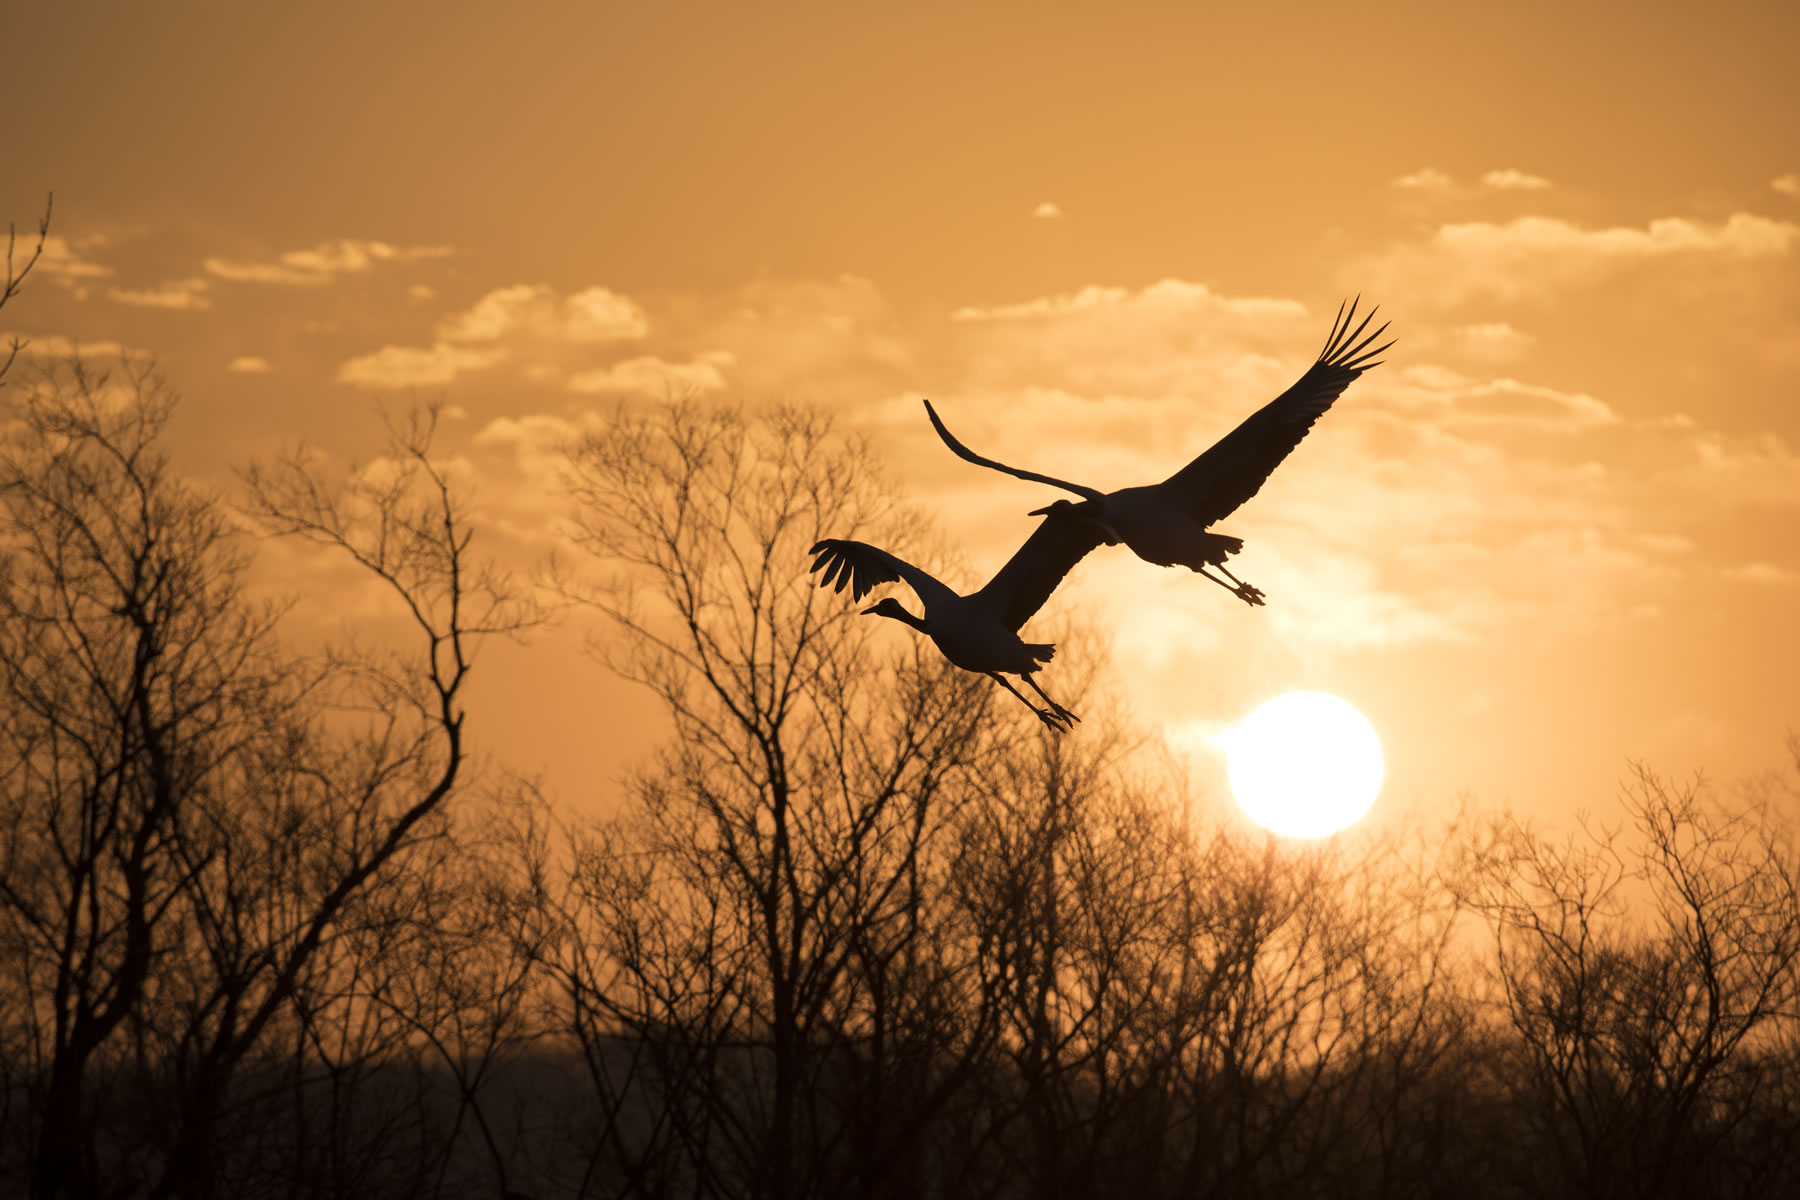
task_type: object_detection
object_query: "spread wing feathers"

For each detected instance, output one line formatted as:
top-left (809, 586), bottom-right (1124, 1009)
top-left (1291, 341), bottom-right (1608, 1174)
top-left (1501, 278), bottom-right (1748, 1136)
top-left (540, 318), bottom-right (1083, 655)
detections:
top-left (923, 399), bottom-right (1107, 502)
top-left (971, 509), bottom-right (1111, 632)
top-left (1157, 296), bottom-right (1393, 526)
top-left (807, 539), bottom-right (958, 609)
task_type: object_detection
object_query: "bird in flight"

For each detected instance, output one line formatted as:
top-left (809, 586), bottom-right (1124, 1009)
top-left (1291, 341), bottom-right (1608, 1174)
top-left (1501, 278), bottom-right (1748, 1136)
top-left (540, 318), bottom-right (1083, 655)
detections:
top-left (808, 505), bottom-right (1113, 731)
top-left (923, 297), bottom-right (1392, 606)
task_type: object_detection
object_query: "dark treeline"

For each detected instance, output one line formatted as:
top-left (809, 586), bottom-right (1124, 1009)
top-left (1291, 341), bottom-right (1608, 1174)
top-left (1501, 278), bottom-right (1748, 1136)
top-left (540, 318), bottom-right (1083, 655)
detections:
top-left (4, 340), bottom-right (1800, 1200)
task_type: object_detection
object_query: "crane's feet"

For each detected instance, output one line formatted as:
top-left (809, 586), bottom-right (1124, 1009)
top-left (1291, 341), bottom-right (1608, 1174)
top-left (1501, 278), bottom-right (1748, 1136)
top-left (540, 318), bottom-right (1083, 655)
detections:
top-left (1034, 706), bottom-right (1078, 733)
top-left (1198, 564), bottom-right (1267, 607)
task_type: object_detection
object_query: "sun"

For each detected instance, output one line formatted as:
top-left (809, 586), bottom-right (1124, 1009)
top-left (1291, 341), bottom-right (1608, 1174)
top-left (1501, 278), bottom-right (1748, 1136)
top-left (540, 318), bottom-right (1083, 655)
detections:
top-left (1220, 692), bottom-right (1384, 838)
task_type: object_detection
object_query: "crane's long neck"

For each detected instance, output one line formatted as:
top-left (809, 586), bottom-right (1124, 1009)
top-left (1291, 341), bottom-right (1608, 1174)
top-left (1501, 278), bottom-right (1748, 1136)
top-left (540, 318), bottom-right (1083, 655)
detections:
top-left (877, 605), bottom-right (930, 633)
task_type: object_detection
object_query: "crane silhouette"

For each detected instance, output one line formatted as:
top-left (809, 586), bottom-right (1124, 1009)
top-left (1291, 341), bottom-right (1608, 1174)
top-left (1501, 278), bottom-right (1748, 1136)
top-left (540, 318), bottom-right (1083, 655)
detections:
top-left (923, 298), bottom-right (1392, 606)
top-left (808, 505), bottom-right (1112, 731)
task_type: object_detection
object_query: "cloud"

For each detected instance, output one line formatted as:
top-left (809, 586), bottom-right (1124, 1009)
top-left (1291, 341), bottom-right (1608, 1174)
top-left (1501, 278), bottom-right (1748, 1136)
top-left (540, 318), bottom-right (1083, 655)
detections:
top-left (334, 283), bottom-right (650, 392)
top-left (1453, 322), bottom-right (1535, 360)
top-left (466, 412), bottom-right (615, 533)
top-left (227, 355), bottom-right (271, 373)
top-left (1, 331), bottom-right (130, 359)
top-left (1669, 430), bottom-right (1800, 508)
top-left (1481, 168), bottom-right (1552, 190)
top-left (695, 275), bottom-right (915, 400)
top-left (1722, 561), bottom-right (1798, 584)
top-left (839, 266), bottom-right (1800, 659)
top-left (937, 279), bottom-right (1320, 403)
top-left (951, 278), bottom-right (1303, 323)
top-left (408, 284), bottom-right (436, 301)
top-left (1772, 174), bottom-right (1800, 197)
top-left (566, 352), bottom-right (732, 396)
top-left (24, 235), bottom-right (113, 295)
top-left (336, 343), bottom-right (508, 389)
top-left (436, 284), bottom-right (649, 343)
top-left (204, 239), bottom-right (451, 286)
top-left (1032, 201), bottom-right (1063, 219)
top-left (1452, 375), bottom-right (1620, 434)
top-left (1391, 168), bottom-right (1452, 191)
top-left (1441, 212), bottom-right (1796, 259)
top-left (107, 277), bottom-right (211, 310)
top-left (1360, 212), bottom-right (1800, 305)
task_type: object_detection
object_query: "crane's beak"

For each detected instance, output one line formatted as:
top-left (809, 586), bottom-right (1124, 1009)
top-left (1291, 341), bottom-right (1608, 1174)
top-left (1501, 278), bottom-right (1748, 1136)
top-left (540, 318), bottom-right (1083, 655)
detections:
top-left (1027, 505), bottom-right (1054, 517)
top-left (860, 603), bottom-right (881, 615)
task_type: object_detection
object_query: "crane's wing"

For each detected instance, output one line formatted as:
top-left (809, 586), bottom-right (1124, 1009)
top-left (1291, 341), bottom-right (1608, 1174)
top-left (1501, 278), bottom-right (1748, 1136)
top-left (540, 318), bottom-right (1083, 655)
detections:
top-left (807, 539), bottom-right (960, 610)
top-left (923, 400), bottom-right (1107, 502)
top-left (1157, 297), bottom-right (1392, 526)
top-left (970, 506), bottom-right (1112, 631)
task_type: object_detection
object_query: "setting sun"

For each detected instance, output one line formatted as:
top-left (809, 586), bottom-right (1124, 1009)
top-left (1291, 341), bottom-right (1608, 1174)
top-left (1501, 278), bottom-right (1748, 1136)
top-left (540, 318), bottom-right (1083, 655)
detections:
top-left (1222, 692), bottom-right (1384, 837)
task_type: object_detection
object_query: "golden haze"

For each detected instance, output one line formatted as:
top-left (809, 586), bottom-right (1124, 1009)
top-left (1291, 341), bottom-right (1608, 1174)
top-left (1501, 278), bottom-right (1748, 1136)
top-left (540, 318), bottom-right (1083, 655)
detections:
top-left (3, 0), bottom-right (1797, 823)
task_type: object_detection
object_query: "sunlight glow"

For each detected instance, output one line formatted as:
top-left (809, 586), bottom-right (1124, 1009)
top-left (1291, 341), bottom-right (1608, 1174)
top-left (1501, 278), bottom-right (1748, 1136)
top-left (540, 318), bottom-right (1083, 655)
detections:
top-left (1220, 692), bottom-right (1383, 838)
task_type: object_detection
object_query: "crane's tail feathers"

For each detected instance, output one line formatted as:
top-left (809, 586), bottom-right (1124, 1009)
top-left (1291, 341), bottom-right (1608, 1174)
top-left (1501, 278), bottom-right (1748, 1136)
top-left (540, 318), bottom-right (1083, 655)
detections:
top-left (1207, 532), bottom-right (1244, 559)
top-left (1025, 642), bottom-right (1056, 665)
top-left (922, 399), bottom-right (1107, 502)
top-left (1320, 296), bottom-right (1395, 373)
top-left (1170, 531), bottom-right (1243, 569)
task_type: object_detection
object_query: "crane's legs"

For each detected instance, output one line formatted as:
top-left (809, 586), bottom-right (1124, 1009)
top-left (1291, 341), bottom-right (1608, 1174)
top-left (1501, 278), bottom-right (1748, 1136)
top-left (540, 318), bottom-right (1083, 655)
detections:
top-left (1198, 563), bottom-right (1266, 607)
top-left (987, 672), bottom-right (1074, 732)
top-left (1022, 674), bottom-right (1081, 726)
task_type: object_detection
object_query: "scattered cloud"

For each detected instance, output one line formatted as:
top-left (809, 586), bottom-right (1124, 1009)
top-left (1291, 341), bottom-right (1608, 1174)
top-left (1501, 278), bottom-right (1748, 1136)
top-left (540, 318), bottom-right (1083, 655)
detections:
top-left (408, 283), bottom-right (436, 301)
top-left (1453, 322), bottom-right (1535, 360)
top-left (1446, 375), bottom-right (1620, 434)
top-left (473, 412), bottom-right (600, 454)
top-left (1265, 554), bottom-right (1485, 649)
top-left (204, 239), bottom-right (452, 286)
top-left (336, 342), bottom-right (508, 389)
top-left (1481, 168), bottom-right (1553, 190)
top-left (1772, 174), bottom-right (1800, 197)
top-left (227, 355), bottom-right (271, 373)
top-left (25, 235), bottom-right (113, 296)
top-left (1722, 561), bottom-right (1798, 584)
top-left (334, 283), bottom-right (650, 391)
top-left (696, 275), bottom-right (915, 399)
top-left (1360, 212), bottom-right (1800, 304)
top-left (469, 411), bottom-right (611, 516)
top-left (436, 284), bottom-right (649, 343)
top-left (936, 280), bottom-right (1322, 404)
top-left (952, 278), bottom-right (1302, 323)
top-left (1, 331), bottom-right (130, 359)
top-left (1440, 212), bottom-right (1796, 259)
top-left (1032, 201), bottom-right (1063, 219)
top-left (1669, 430), bottom-right (1800, 508)
top-left (107, 277), bottom-right (211, 310)
top-left (1391, 167), bottom-right (1452, 191)
top-left (566, 352), bottom-right (732, 397)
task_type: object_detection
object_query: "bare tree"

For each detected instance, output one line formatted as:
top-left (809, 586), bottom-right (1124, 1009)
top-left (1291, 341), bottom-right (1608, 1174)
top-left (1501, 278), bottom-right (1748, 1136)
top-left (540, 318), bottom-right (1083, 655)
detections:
top-left (1, 195), bottom-right (53, 386)
top-left (944, 737), bottom-right (1471, 1200)
top-left (136, 404), bottom-right (543, 1200)
top-left (0, 358), bottom-right (291, 1199)
top-left (1465, 766), bottom-right (1800, 1198)
top-left (538, 400), bottom-right (1016, 1199)
top-left (0, 370), bottom-right (543, 1199)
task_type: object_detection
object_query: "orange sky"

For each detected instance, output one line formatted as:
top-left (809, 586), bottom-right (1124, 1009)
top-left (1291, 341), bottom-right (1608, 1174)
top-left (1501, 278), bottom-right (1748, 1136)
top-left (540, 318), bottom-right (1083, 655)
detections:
top-left (5, 0), bottom-right (1798, 828)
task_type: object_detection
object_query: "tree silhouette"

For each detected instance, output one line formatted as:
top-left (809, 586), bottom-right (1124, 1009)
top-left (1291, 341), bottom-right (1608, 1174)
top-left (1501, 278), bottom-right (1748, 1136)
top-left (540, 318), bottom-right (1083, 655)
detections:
top-left (1465, 765), bottom-right (1800, 1198)
top-left (0, 367), bottom-right (540, 1199)
top-left (536, 401), bottom-right (1011, 1199)
top-left (0, 195), bottom-right (52, 386)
